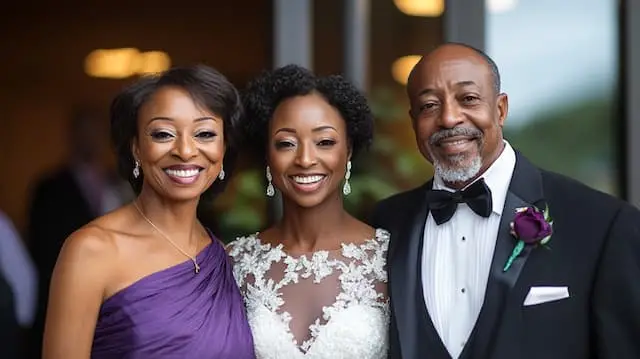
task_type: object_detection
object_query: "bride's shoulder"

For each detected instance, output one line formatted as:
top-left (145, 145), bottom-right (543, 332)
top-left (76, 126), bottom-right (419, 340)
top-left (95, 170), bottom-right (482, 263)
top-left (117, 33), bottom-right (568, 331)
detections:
top-left (371, 228), bottom-right (390, 246)
top-left (225, 232), bottom-right (260, 255)
top-left (373, 228), bottom-right (390, 240)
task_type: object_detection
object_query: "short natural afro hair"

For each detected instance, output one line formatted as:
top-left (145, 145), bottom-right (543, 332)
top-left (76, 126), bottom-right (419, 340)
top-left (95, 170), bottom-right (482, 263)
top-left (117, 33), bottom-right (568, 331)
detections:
top-left (241, 64), bottom-right (374, 159)
top-left (109, 64), bottom-right (243, 198)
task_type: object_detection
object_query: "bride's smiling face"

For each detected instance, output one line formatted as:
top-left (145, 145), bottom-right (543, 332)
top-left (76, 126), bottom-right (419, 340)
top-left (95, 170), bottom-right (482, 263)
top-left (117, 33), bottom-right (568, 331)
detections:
top-left (267, 93), bottom-right (351, 208)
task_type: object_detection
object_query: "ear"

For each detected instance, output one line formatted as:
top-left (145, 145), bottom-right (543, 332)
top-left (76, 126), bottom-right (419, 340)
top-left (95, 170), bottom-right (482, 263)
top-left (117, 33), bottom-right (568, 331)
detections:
top-left (131, 137), bottom-right (140, 163)
top-left (496, 93), bottom-right (509, 128)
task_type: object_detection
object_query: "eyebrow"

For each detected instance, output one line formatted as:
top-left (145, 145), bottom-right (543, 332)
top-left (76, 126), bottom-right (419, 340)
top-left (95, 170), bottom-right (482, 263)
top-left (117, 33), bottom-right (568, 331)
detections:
top-left (148, 116), bottom-right (218, 124)
top-left (416, 81), bottom-right (478, 97)
top-left (274, 125), bottom-right (338, 134)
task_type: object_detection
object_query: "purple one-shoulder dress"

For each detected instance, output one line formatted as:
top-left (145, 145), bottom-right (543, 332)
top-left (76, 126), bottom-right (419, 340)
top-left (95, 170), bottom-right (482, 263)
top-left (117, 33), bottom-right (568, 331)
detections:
top-left (92, 235), bottom-right (255, 359)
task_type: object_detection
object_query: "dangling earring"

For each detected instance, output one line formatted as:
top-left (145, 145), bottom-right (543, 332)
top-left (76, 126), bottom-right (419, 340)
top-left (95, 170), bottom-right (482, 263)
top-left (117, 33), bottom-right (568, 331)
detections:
top-left (133, 160), bottom-right (140, 179)
top-left (266, 166), bottom-right (275, 197)
top-left (218, 164), bottom-right (225, 180)
top-left (343, 160), bottom-right (352, 196)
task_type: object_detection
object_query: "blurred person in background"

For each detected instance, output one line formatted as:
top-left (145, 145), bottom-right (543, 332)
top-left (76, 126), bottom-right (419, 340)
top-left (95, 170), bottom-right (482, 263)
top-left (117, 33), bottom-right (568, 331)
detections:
top-left (0, 209), bottom-right (37, 359)
top-left (0, 273), bottom-right (19, 359)
top-left (43, 65), bottom-right (255, 359)
top-left (26, 109), bottom-right (130, 359)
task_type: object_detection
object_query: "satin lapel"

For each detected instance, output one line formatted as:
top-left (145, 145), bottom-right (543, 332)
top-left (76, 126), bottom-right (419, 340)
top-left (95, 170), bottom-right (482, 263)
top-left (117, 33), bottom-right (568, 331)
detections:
top-left (463, 152), bottom-right (545, 359)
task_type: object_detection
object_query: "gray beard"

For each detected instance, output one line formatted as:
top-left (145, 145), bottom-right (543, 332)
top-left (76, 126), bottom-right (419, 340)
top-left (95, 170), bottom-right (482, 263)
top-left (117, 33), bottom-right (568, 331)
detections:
top-left (433, 154), bottom-right (482, 184)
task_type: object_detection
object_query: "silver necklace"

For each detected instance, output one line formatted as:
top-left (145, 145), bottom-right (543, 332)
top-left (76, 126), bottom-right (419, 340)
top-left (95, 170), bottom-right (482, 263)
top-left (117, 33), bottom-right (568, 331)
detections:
top-left (132, 201), bottom-right (200, 274)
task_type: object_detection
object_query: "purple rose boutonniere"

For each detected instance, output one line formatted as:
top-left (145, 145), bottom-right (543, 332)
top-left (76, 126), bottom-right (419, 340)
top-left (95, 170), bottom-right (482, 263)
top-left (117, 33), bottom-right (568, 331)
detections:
top-left (503, 205), bottom-right (553, 272)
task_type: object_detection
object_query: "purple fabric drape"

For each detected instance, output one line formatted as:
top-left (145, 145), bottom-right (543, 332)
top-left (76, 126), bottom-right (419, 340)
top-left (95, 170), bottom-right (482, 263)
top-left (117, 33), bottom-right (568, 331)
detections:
top-left (92, 234), bottom-right (255, 359)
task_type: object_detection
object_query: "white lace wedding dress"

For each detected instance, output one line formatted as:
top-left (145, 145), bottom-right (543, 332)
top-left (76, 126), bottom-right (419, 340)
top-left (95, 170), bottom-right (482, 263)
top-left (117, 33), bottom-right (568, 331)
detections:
top-left (228, 228), bottom-right (390, 359)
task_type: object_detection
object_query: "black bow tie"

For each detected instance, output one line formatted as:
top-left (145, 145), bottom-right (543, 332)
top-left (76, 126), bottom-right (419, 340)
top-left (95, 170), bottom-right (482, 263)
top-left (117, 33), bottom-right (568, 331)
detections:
top-left (426, 178), bottom-right (493, 225)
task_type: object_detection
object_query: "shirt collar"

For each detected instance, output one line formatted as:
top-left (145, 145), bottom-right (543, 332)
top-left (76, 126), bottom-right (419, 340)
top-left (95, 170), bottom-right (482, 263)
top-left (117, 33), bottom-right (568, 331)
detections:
top-left (433, 140), bottom-right (516, 215)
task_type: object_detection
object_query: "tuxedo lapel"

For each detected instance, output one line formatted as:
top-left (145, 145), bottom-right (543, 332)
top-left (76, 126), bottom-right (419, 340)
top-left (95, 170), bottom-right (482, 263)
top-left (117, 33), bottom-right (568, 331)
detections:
top-left (390, 181), bottom-right (451, 359)
top-left (463, 152), bottom-right (545, 359)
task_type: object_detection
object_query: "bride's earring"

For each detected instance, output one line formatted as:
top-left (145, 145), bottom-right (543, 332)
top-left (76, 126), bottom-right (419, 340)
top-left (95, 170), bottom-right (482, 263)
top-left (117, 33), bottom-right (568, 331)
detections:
top-left (343, 161), bottom-right (352, 196)
top-left (133, 160), bottom-right (141, 179)
top-left (266, 166), bottom-right (275, 197)
top-left (218, 164), bottom-right (225, 180)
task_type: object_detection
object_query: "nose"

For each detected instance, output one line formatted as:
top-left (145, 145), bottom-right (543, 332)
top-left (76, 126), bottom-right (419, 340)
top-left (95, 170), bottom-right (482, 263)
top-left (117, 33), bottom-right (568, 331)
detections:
top-left (438, 97), bottom-right (465, 129)
top-left (173, 135), bottom-right (198, 161)
top-left (294, 142), bottom-right (317, 168)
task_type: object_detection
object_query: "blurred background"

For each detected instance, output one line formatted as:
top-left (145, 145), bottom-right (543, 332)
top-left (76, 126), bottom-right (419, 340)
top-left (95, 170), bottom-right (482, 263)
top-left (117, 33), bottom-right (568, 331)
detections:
top-left (0, 0), bottom-right (638, 357)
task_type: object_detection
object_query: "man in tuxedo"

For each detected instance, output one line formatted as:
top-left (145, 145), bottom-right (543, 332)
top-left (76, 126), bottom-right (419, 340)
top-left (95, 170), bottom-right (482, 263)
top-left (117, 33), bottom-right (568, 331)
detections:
top-left (371, 43), bottom-right (640, 359)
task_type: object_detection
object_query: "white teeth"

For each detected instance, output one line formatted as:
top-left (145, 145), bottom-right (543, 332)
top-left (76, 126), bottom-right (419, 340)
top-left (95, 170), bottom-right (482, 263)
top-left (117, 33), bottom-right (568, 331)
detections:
top-left (165, 169), bottom-right (200, 178)
top-left (292, 175), bottom-right (324, 184)
top-left (441, 139), bottom-right (470, 146)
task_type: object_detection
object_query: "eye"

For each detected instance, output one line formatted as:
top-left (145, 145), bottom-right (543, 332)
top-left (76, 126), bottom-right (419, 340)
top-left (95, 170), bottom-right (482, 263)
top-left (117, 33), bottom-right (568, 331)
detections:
top-left (195, 131), bottom-right (217, 140)
top-left (275, 140), bottom-right (295, 150)
top-left (462, 95), bottom-right (479, 103)
top-left (150, 130), bottom-right (174, 141)
top-left (317, 139), bottom-right (336, 147)
top-left (419, 102), bottom-right (438, 112)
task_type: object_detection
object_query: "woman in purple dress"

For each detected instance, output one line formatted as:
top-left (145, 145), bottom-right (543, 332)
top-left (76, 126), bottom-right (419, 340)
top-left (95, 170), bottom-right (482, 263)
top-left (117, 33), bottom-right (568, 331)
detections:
top-left (42, 65), bottom-right (255, 359)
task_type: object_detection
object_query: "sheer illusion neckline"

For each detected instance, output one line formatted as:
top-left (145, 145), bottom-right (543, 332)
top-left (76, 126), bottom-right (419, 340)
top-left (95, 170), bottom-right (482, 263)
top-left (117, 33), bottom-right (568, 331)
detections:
top-left (230, 228), bottom-right (390, 356)
top-left (252, 228), bottom-right (386, 257)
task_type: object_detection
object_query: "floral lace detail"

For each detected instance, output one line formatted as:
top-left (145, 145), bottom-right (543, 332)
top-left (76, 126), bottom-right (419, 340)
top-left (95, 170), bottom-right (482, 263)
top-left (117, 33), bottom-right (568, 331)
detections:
top-left (228, 228), bottom-right (390, 359)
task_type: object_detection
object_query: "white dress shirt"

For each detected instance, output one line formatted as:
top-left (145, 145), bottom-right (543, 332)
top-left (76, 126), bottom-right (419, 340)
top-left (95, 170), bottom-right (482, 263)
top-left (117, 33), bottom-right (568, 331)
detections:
top-left (421, 141), bottom-right (516, 359)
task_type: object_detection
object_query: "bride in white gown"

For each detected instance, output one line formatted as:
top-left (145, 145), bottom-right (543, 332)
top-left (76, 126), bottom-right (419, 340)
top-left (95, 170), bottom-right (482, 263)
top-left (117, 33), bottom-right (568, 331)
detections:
top-left (228, 64), bottom-right (389, 359)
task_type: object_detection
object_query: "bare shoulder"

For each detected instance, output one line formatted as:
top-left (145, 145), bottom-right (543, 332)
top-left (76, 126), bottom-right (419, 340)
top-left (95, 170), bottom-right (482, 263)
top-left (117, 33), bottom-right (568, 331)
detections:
top-left (65, 209), bottom-right (125, 254)
top-left (44, 214), bottom-right (123, 358)
top-left (55, 208), bottom-right (130, 278)
top-left (251, 226), bottom-right (278, 246)
top-left (347, 216), bottom-right (382, 244)
top-left (56, 223), bottom-right (117, 275)
top-left (354, 216), bottom-right (376, 236)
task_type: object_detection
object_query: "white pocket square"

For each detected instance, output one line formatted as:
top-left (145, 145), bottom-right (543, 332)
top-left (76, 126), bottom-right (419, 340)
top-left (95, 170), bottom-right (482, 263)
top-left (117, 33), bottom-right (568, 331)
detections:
top-left (523, 286), bottom-right (570, 306)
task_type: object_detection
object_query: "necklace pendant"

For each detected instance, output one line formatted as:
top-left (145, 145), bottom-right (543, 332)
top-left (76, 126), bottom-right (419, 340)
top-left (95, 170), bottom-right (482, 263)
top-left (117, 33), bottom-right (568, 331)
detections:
top-left (195, 263), bottom-right (200, 274)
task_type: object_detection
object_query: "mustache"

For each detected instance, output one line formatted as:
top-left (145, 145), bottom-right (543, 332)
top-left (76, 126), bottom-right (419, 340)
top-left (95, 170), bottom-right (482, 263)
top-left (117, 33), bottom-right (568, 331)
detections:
top-left (429, 127), bottom-right (483, 145)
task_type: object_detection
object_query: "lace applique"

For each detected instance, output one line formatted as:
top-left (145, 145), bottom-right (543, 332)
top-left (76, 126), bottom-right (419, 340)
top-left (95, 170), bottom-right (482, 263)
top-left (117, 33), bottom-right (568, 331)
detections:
top-left (228, 228), bottom-right (390, 358)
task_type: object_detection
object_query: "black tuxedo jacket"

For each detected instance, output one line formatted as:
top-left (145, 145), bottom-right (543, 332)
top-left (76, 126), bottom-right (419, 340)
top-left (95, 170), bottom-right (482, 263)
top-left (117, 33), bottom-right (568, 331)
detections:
top-left (371, 153), bottom-right (640, 359)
